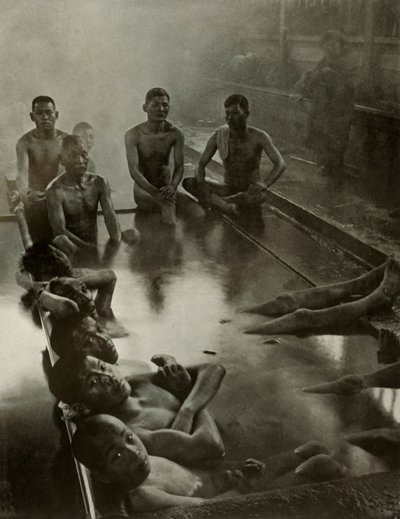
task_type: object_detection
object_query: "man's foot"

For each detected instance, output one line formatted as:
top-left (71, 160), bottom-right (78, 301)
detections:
top-left (294, 440), bottom-right (333, 459)
top-left (294, 454), bottom-right (346, 481)
top-left (346, 428), bottom-right (400, 456)
top-left (240, 293), bottom-right (297, 317)
top-left (301, 374), bottom-right (366, 395)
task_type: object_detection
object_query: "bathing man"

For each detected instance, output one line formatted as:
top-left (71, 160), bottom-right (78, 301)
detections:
top-left (46, 135), bottom-right (121, 251)
top-left (8, 96), bottom-right (67, 242)
top-left (183, 94), bottom-right (286, 220)
top-left (125, 88), bottom-right (203, 225)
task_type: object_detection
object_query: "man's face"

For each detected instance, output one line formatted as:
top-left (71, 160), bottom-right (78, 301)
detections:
top-left (75, 129), bottom-right (94, 151)
top-left (30, 102), bottom-right (58, 131)
top-left (74, 316), bottom-right (118, 364)
top-left (61, 141), bottom-right (89, 178)
top-left (225, 103), bottom-right (248, 130)
top-left (50, 278), bottom-right (95, 315)
top-left (143, 95), bottom-right (170, 123)
top-left (76, 356), bottom-right (131, 410)
top-left (98, 416), bottom-right (150, 489)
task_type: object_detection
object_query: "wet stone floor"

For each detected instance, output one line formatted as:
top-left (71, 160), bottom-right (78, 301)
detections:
top-left (1, 209), bottom-right (399, 518)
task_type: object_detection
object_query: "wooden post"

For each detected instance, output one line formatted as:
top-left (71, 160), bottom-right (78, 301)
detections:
top-left (279, 0), bottom-right (288, 88)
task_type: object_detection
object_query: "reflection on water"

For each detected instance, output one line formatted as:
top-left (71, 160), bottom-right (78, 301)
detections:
top-left (372, 388), bottom-right (400, 424)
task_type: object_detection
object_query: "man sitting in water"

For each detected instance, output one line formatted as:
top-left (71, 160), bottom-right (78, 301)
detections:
top-left (183, 94), bottom-right (286, 224)
top-left (7, 96), bottom-right (67, 243)
top-left (48, 353), bottom-right (226, 464)
top-left (72, 414), bottom-right (345, 513)
top-left (46, 134), bottom-right (122, 253)
top-left (125, 88), bottom-right (203, 225)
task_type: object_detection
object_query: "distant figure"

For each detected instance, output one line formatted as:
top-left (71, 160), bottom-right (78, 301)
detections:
top-left (72, 122), bottom-right (97, 173)
top-left (125, 88), bottom-right (203, 225)
top-left (291, 30), bottom-right (354, 178)
top-left (8, 96), bottom-right (67, 242)
top-left (46, 135), bottom-right (121, 251)
top-left (219, 53), bottom-right (261, 85)
top-left (183, 94), bottom-right (286, 225)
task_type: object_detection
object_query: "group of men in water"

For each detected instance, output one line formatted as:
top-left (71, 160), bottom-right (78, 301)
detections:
top-left (10, 86), bottom-right (400, 514)
top-left (7, 87), bottom-right (286, 251)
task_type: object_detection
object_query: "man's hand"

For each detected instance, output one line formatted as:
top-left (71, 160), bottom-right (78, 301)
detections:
top-left (159, 186), bottom-right (176, 204)
top-left (247, 183), bottom-right (265, 204)
top-left (227, 458), bottom-right (266, 493)
top-left (7, 190), bottom-right (22, 213)
top-left (156, 362), bottom-right (192, 395)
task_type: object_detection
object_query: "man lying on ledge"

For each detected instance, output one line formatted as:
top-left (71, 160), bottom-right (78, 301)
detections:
top-left (183, 94), bottom-right (286, 226)
top-left (16, 242), bottom-right (127, 337)
top-left (48, 353), bottom-right (226, 465)
top-left (72, 414), bottom-right (346, 513)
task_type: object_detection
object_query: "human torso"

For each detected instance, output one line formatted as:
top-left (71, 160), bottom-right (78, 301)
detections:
top-left (134, 122), bottom-right (176, 188)
top-left (116, 379), bottom-right (181, 431)
top-left (53, 173), bottom-right (101, 242)
top-left (22, 129), bottom-right (67, 191)
top-left (132, 457), bottom-right (220, 499)
top-left (223, 127), bottom-right (262, 191)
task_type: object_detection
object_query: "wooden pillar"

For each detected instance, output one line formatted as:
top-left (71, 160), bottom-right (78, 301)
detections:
top-left (279, 0), bottom-right (288, 88)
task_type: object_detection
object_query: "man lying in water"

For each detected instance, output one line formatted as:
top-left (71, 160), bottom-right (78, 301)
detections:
top-left (48, 353), bottom-right (226, 464)
top-left (72, 414), bottom-right (346, 513)
top-left (183, 94), bottom-right (286, 224)
top-left (17, 242), bottom-right (127, 336)
top-left (243, 258), bottom-right (400, 335)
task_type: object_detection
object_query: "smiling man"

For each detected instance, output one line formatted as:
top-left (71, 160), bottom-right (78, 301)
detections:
top-left (183, 94), bottom-right (286, 222)
top-left (8, 96), bottom-right (67, 242)
top-left (46, 134), bottom-right (121, 249)
top-left (125, 88), bottom-right (203, 225)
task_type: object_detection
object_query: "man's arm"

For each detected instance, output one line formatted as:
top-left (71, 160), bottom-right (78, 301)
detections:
top-left (124, 129), bottom-right (160, 198)
top-left (171, 363), bottom-right (225, 432)
top-left (75, 267), bottom-right (117, 318)
top-left (98, 177), bottom-right (121, 242)
top-left (196, 133), bottom-right (218, 183)
top-left (171, 128), bottom-right (184, 190)
top-left (258, 131), bottom-right (286, 189)
top-left (46, 186), bottom-right (89, 248)
top-left (12, 138), bottom-right (29, 198)
top-left (135, 409), bottom-right (225, 464)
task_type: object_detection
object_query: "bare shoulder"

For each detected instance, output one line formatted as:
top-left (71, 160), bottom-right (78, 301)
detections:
top-left (125, 123), bottom-right (145, 144)
top-left (249, 126), bottom-right (274, 145)
top-left (17, 130), bottom-right (35, 147)
top-left (91, 173), bottom-right (108, 187)
top-left (46, 173), bottom-right (67, 195)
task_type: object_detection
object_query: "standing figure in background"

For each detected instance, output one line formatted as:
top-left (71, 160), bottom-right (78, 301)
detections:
top-left (292, 30), bottom-right (354, 179)
top-left (8, 96), bottom-right (67, 242)
top-left (73, 122), bottom-right (97, 173)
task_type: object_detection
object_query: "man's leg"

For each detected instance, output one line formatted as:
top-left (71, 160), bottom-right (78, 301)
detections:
top-left (242, 262), bottom-right (386, 317)
top-left (182, 177), bottom-right (238, 215)
top-left (175, 189), bottom-right (207, 219)
top-left (244, 258), bottom-right (400, 335)
top-left (134, 183), bottom-right (176, 225)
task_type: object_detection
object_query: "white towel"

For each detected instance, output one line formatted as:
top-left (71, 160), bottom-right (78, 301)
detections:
top-left (216, 125), bottom-right (230, 161)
